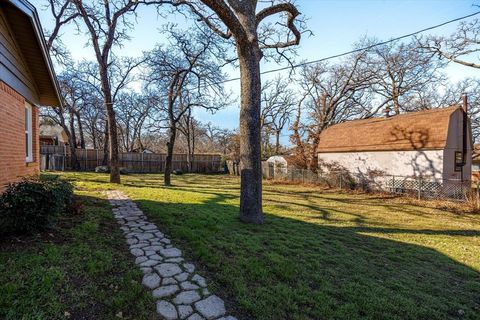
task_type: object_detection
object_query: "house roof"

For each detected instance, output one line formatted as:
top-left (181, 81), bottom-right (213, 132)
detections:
top-left (317, 106), bottom-right (461, 153)
top-left (1, 0), bottom-right (61, 106)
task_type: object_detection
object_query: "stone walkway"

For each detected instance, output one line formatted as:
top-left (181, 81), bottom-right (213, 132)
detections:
top-left (106, 190), bottom-right (237, 320)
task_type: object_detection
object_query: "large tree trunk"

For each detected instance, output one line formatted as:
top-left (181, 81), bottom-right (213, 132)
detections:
top-left (275, 130), bottom-right (281, 154)
top-left (190, 121), bottom-right (195, 173)
top-left (186, 133), bottom-right (192, 173)
top-left (237, 43), bottom-right (264, 224)
top-left (61, 123), bottom-right (78, 170)
top-left (100, 67), bottom-right (120, 183)
top-left (164, 126), bottom-right (176, 186)
top-left (75, 111), bottom-right (85, 149)
top-left (102, 120), bottom-right (109, 166)
top-left (69, 110), bottom-right (77, 148)
top-left (68, 111), bottom-right (79, 170)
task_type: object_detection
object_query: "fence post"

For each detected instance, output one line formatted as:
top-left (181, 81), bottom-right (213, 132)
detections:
top-left (339, 173), bottom-right (342, 189)
top-left (417, 177), bottom-right (422, 200)
top-left (141, 152), bottom-right (144, 173)
top-left (392, 175), bottom-right (395, 193)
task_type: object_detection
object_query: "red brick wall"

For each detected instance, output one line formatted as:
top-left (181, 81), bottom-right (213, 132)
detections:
top-left (0, 81), bottom-right (39, 192)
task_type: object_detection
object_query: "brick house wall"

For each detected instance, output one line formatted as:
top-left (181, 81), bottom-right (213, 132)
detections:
top-left (0, 81), bottom-right (39, 192)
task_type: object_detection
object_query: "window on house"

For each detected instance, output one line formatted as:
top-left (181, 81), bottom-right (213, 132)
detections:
top-left (25, 103), bottom-right (33, 162)
top-left (454, 151), bottom-right (464, 172)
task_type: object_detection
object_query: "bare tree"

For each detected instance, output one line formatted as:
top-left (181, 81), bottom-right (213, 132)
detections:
top-left (178, 109), bottom-right (202, 172)
top-left (44, 0), bottom-right (79, 65)
top-left (291, 54), bottom-right (372, 170)
top-left (359, 39), bottom-right (443, 116)
top-left (419, 17), bottom-right (480, 69)
top-left (404, 78), bottom-right (480, 142)
top-left (261, 75), bottom-right (295, 155)
top-left (179, 0), bottom-right (305, 223)
top-left (70, 0), bottom-right (165, 183)
top-left (81, 93), bottom-right (105, 149)
top-left (116, 92), bottom-right (154, 152)
top-left (145, 26), bottom-right (227, 186)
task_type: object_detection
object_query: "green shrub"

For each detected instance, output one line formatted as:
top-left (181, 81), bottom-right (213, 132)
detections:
top-left (39, 173), bottom-right (60, 181)
top-left (0, 178), bottom-right (74, 235)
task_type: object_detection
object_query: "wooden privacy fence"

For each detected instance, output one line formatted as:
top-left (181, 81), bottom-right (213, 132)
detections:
top-left (40, 146), bottom-right (222, 173)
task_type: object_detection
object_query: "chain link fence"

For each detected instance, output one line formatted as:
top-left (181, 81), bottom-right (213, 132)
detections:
top-left (262, 162), bottom-right (472, 202)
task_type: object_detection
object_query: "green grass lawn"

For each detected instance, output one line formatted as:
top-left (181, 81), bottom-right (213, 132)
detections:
top-left (2, 172), bottom-right (478, 319)
top-left (58, 172), bottom-right (480, 320)
top-left (0, 185), bottom-right (157, 320)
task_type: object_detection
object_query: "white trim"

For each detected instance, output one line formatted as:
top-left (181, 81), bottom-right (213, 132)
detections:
top-left (25, 102), bottom-right (33, 162)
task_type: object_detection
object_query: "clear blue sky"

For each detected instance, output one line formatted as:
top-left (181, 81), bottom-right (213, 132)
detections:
top-left (32, 0), bottom-right (480, 142)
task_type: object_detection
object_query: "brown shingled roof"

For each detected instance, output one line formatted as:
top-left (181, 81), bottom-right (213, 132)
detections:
top-left (317, 106), bottom-right (460, 153)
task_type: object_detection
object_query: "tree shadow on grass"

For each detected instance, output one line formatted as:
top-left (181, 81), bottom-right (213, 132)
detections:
top-left (135, 194), bottom-right (480, 320)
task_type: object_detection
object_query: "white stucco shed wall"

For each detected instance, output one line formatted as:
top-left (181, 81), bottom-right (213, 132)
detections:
top-left (266, 156), bottom-right (288, 173)
top-left (318, 150), bottom-right (444, 180)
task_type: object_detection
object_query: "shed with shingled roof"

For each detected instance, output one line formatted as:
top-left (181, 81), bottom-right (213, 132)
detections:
top-left (317, 106), bottom-right (472, 182)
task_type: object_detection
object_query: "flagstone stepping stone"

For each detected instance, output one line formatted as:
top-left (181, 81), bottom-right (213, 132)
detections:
top-left (192, 274), bottom-right (207, 288)
top-left (156, 300), bottom-right (178, 320)
top-left (142, 273), bottom-right (161, 289)
top-left (162, 277), bottom-right (178, 285)
top-left (173, 290), bottom-right (201, 305)
top-left (130, 243), bottom-right (148, 249)
top-left (143, 245), bottom-right (163, 251)
top-left (160, 247), bottom-right (182, 258)
top-left (178, 305), bottom-right (194, 319)
top-left (156, 263), bottom-right (182, 277)
top-left (152, 285), bottom-right (179, 298)
top-left (141, 224), bottom-right (157, 231)
top-left (136, 233), bottom-right (154, 240)
top-left (140, 267), bottom-right (153, 274)
top-left (187, 314), bottom-right (204, 320)
top-left (135, 256), bottom-right (148, 265)
top-left (183, 263), bottom-right (195, 273)
top-left (127, 238), bottom-right (138, 245)
top-left (180, 281), bottom-right (199, 290)
top-left (139, 259), bottom-right (160, 267)
top-left (175, 272), bottom-right (189, 282)
top-left (160, 238), bottom-right (171, 244)
top-left (194, 295), bottom-right (226, 319)
top-left (149, 254), bottom-right (163, 261)
top-left (130, 248), bottom-right (144, 257)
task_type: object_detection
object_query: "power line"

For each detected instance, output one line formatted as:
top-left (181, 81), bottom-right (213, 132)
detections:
top-left (141, 11), bottom-right (480, 103)
top-left (216, 10), bottom-right (480, 86)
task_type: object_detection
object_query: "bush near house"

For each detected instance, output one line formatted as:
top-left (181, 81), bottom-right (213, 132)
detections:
top-left (0, 177), bottom-right (73, 234)
top-left (0, 180), bottom-right (156, 319)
